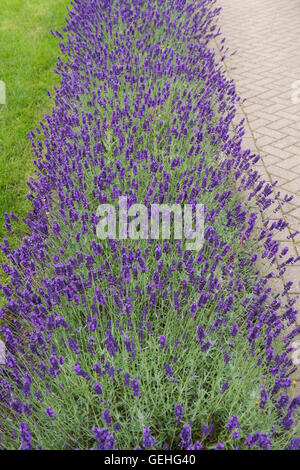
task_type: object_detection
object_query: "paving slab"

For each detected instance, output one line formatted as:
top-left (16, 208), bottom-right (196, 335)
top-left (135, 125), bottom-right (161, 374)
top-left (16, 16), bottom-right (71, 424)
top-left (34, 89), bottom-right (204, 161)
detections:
top-left (216, 0), bottom-right (300, 387)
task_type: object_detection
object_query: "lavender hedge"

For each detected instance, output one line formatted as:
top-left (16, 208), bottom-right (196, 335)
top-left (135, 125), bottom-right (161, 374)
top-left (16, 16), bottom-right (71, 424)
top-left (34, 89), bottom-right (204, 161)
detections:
top-left (0, 0), bottom-right (299, 450)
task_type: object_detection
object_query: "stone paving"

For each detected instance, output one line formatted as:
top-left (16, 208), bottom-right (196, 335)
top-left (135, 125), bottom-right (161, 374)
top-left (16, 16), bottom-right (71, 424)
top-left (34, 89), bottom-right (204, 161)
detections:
top-left (215, 0), bottom-right (300, 394)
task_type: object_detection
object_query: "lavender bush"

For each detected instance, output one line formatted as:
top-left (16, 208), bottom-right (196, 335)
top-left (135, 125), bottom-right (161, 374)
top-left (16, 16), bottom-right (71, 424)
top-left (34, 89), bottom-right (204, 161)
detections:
top-left (0, 0), bottom-right (299, 450)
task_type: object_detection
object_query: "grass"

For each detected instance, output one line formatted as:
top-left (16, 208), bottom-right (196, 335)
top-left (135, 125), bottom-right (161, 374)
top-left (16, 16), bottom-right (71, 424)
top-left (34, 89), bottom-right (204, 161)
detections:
top-left (0, 0), bottom-right (70, 279)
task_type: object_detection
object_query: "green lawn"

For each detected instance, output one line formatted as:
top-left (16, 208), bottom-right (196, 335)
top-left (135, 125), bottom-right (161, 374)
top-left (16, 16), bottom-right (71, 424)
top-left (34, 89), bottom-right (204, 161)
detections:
top-left (0, 0), bottom-right (70, 257)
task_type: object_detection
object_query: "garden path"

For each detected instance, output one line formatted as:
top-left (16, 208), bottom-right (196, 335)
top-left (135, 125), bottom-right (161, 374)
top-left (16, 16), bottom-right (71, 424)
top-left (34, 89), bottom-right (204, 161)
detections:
top-left (216, 0), bottom-right (300, 395)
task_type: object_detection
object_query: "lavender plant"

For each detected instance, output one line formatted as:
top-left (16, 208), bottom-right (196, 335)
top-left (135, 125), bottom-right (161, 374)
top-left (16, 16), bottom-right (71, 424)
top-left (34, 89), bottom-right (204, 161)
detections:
top-left (0, 0), bottom-right (299, 450)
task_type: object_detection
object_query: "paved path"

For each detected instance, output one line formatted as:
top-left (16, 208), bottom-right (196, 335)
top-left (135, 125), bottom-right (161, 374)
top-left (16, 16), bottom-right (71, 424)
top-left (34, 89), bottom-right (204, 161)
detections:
top-left (216, 0), bottom-right (300, 393)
